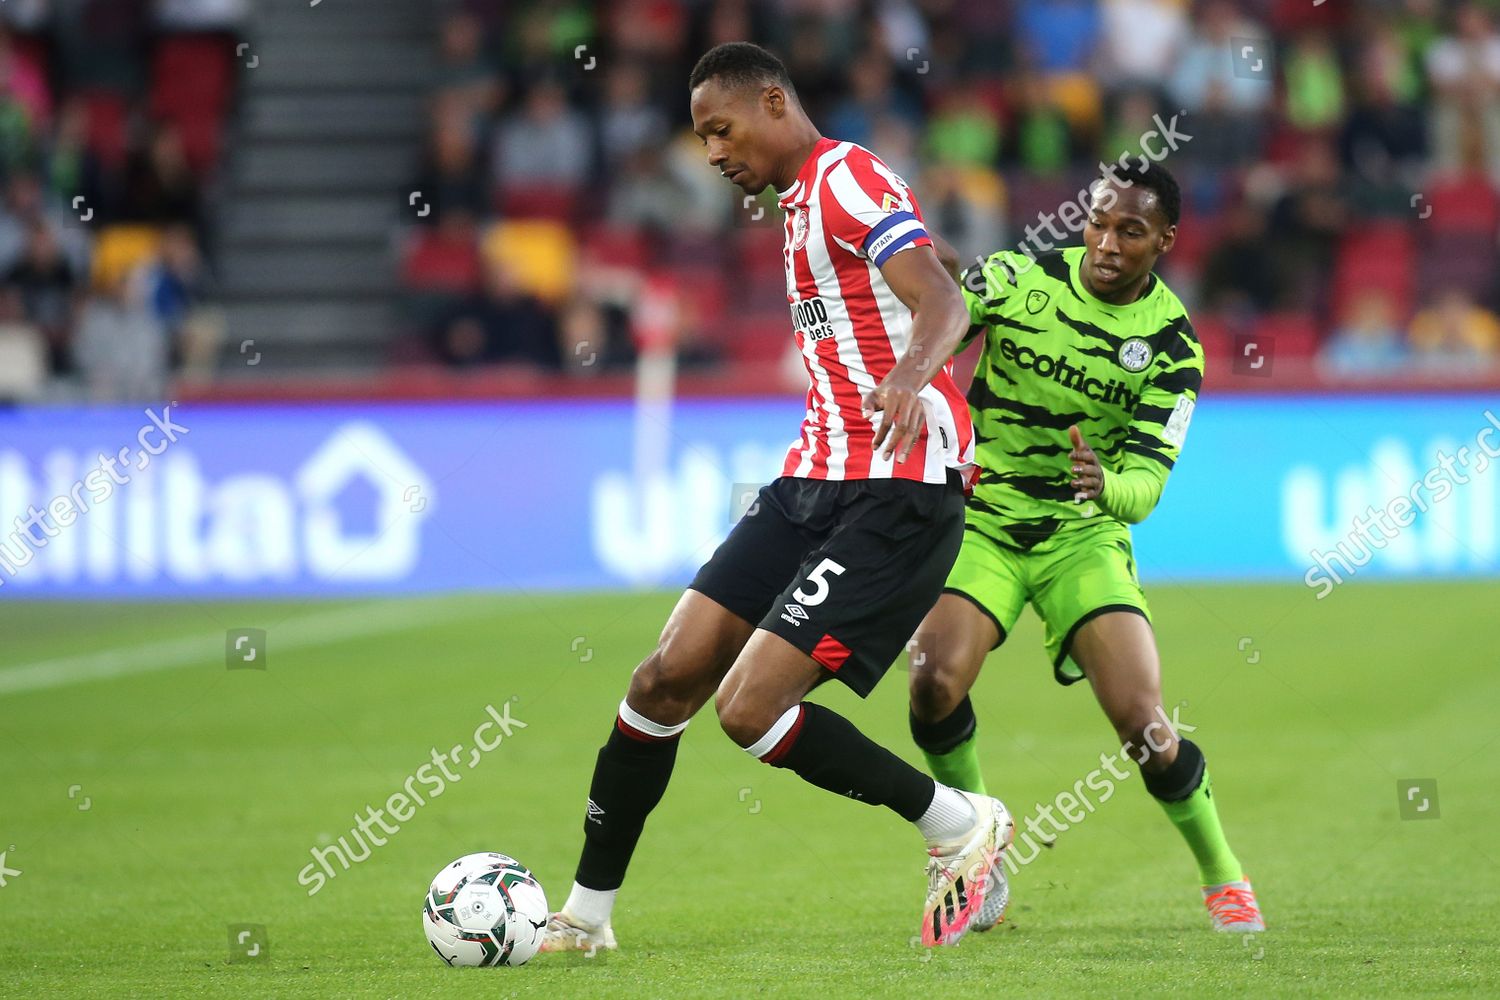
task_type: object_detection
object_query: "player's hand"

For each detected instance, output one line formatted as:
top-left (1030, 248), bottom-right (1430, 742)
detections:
top-left (863, 376), bottom-right (926, 462)
top-left (1069, 425), bottom-right (1104, 503)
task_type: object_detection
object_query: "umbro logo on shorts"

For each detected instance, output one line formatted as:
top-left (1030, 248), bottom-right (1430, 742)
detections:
top-left (780, 604), bottom-right (809, 626)
top-left (586, 799), bottom-right (605, 824)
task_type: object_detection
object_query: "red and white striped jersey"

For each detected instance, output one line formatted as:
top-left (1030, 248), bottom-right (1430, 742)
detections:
top-left (776, 137), bottom-right (976, 484)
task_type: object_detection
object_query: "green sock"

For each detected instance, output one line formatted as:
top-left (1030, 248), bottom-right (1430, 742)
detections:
top-left (922, 732), bottom-right (988, 796)
top-left (1157, 770), bottom-right (1242, 885)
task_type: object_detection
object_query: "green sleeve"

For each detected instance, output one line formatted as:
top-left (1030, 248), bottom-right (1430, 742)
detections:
top-left (1097, 318), bottom-right (1204, 524)
top-left (957, 251), bottom-right (1020, 353)
top-left (1097, 456), bottom-right (1169, 524)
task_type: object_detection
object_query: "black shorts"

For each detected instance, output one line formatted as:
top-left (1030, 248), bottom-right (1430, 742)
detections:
top-left (688, 470), bottom-right (965, 697)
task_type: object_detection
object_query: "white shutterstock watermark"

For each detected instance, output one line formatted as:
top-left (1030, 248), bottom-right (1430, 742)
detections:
top-left (0, 405), bottom-right (188, 584)
top-left (1002, 703), bottom-right (1195, 874)
top-left (964, 111), bottom-right (1193, 295)
top-left (296, 701), bottom-right (527, 896)
top-left (1304, 410), bottom-right (1500, 599)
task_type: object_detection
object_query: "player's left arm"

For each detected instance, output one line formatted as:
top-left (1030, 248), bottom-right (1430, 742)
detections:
top-left (864, 244), bottom-right (970, 461)
top-left (1070, 320), bottom-right (1205, 523)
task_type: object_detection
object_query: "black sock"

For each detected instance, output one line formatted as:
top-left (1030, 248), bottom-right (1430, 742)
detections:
top-left (909, 695), bottom-right (978, 754)
top-left (1141, 737), bottom-right (1206, 803)
top-left (573, 721), bottom-right (680, 891)
top-left (764, 703), bottom-right (935, 822)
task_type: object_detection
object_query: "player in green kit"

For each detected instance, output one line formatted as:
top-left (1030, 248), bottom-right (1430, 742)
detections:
top-left (911, 161), bottom-right (1264, 934)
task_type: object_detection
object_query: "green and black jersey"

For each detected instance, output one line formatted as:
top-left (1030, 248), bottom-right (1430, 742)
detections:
top-left (958, 245), bottom-right (1203, 550)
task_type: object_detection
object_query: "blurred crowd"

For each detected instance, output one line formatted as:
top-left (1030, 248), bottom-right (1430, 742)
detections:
top-left (408, 0), bottom-right (1500, 382)
top-left (0, 0), bottom-right (242, 401)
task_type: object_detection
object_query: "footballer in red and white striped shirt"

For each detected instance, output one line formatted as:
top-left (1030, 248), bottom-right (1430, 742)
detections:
top-left (775, 137), bottom-right (976, 485)
top-left (541, 43), bottom-right (1011, 959)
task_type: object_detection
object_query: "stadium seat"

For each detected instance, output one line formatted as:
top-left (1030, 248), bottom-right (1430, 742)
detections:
top-left (400, 227), bottom-right (483, 293)
top-left (1331, 222), bottom-right (1415, 322)
top-left (151, 35), bottom-right (236, 175)
top-left (724, 313), bottom-right (790, 363)
top-left (151, 35), bottom-right (235, 118)
top-left (1420, 172), bottom-right (1500, 237)
top-left (1165, 210), bottom-right (1218, 274)
top-left (80, 90), bottom-right (132, 172)
top-left (578, 225), bottom-right (650, 271)
top-left (733, 227), bottom-right (785, 285)
top-left (89, 225), bottom-right (162, 290)
top-left (1415, 232), bottom-right (1498, 306)
top-left (1252, 310), bottom-right (1320, 360)
top-left (482, 219), bottom-right (576, 303)
top-left (496, 185), bottom-right (579, 223)
top-left (1046, 72), bottom-right (1103, 134)
top-left (1193, 312), bottom-right (1233, 365)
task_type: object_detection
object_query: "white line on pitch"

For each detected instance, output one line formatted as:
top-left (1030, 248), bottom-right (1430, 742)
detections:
top-left (0, 599), bottom-right (477, 697)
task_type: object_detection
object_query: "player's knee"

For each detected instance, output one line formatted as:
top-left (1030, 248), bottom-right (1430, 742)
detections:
top-left (713, 680), bottom-right (766, 748)
top-left (908, 648), bottom-right (969, 723)
top-left (627, 640), bottom-right (713, 726)
top-left (1114, 701), bottom-right (1175, 769)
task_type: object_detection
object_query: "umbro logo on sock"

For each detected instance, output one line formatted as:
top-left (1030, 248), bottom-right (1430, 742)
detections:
top-left (586, 799), bottom-right (605, 824)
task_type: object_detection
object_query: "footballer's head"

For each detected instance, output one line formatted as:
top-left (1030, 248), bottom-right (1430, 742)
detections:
top-left (1083, 160), bottom-right (1180, 304)
top-left (689, 42), bottom-right (814, 195)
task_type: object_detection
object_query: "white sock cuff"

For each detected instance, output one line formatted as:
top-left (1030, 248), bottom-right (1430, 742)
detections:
top-left (745, 705), bottom-right (802, 759)
top-left (916, 783), bottom-right (977, 843)
top-left (563, 881), bottom-right (617, 929)
top-left (618, 699), bottom-right (688, 739)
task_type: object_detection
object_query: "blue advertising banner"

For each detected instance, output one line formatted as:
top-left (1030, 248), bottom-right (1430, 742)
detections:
top-left (0, 395), bottom-right (1494, 598)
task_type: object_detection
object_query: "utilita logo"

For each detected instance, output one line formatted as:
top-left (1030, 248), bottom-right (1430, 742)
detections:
top-left (0, 423), bottom-right (434, 587)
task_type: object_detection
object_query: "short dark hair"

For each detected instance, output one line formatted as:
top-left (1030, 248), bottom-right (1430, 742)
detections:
top-left (1113, 159), bottom-right (1181, 227)
top-left (689, 42), bottom-right (795, 98)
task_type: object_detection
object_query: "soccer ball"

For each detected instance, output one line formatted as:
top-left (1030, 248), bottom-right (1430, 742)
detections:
top-left (423, 852), bottom-right (549, 967)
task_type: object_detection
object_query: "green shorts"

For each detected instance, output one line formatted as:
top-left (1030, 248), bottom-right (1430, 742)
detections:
top-left (943, 520), bottom-right (1151, 685)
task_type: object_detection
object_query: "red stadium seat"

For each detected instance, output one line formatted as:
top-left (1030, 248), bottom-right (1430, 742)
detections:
top-left (1165, 210), bottom-right (1217, 273)
top-left (1331, 222), bottom-right (1415, 322)
top-left (401, 228), bottom-right (483, 293)
top-left (151, 35), bottom-right (235, 174)
top-left (1193, 311), bottom-right (1233, 366)
top-left (1416, 232), bottom-right (1498, 305)
top-left (724, 313), bottom-right (789, 363)
top-left (151, 35), bottom-right (234, 118)
top-left (733, 226), bottom-right (785, 285)
top-left (496, 184), bottom-right (579, 223)
top-left (578, 225), bottom-right (650, 271)
top-left (1252, 310), bottom-right (1320, 359)
top-left (79, 90), bottom-right (131, 172)
top-left (1419, 172), bottom-right (1500, 237)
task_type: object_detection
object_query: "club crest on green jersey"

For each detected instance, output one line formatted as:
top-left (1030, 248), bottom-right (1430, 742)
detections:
top-left (1119, 337), bottom-right (1153, 372)
top-left (1025, 289), bottom-right (1049, 314)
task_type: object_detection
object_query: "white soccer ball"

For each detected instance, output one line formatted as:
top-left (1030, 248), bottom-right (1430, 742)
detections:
top-left (423, 852), bottom-right (549, 967)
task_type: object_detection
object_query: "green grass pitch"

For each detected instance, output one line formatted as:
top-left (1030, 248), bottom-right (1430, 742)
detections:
top-left (1, 581), bottom-right (1497, 998)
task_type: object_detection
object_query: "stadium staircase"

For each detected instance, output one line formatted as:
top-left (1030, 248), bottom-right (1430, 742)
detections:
top-left (216, 0), bottom-right (435, 372)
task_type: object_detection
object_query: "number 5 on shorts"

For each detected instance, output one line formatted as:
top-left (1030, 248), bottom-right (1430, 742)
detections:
top-left (793, 558), bottom-right (846, 606)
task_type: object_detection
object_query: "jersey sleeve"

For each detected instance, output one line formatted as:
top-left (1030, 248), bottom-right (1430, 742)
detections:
top-left (957, 250), bottom-right (1024, 351)
top-left (820, 153), bottom-right (932, 268)
top-left (1098, 317), bottom-right (1204, 524)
